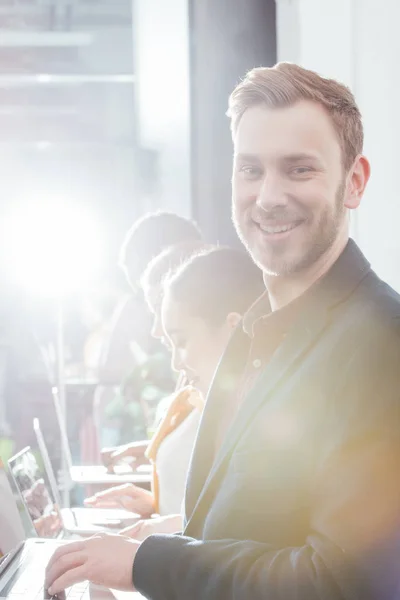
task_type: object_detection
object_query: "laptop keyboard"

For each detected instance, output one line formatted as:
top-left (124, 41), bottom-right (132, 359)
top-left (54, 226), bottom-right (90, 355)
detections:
top-left (4, 565), bottom-right (89, 599)
top-left (44, 581), bottom-right (89, 599)
top-left (0, 545), bottom-right (89, 599)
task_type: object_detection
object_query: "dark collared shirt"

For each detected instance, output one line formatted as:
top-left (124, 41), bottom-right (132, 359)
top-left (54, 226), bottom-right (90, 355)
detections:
top-left (239, 291), bottom-right (303, 398)
top-left (214, 289), bottom-right (307, 453)
top-left (215, 239), bottom-right (361, 453)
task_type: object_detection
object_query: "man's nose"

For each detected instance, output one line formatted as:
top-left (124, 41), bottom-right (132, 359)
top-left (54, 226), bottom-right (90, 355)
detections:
top-left (256, 173), bottom-right (288, 212)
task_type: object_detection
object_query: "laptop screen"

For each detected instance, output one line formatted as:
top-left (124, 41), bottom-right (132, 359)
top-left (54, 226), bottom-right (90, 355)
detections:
top-left (51, 387), bottom-right (72, 472)
top-left (0, 460), bottom-right (25, 554)
top-left (8, 448), bottom-right (63, 539)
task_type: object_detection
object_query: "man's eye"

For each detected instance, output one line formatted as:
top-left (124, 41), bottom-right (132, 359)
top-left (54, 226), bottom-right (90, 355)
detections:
top-left (239, 166), bottom-right (263, 179)
top-left (291, 167), bottom-right (313, 175)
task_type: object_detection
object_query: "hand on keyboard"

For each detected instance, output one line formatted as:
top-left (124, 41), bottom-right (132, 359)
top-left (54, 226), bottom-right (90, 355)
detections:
top-left (45, 534), bottom-right (139, 595)
top-left (44, 580), bottom-right (88, 599)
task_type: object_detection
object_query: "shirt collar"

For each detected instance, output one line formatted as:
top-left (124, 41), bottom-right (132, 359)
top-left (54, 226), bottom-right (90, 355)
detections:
top-left (242, 291), bottom-right (270, 337)
top-left (242, 238), bottom-right (371, 338)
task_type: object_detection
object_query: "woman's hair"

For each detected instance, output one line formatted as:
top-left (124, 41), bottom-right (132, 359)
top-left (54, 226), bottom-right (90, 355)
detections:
top-left (119, 212), bottom-right (202, 283)
top-left (141, 240), bottom-right (211, 291)
top-left (165, 247), bottom-right (265, 327)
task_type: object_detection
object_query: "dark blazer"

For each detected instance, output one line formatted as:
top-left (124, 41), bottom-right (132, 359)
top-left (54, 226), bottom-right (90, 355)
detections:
top-left (134, 240), bottom-right (400, 600)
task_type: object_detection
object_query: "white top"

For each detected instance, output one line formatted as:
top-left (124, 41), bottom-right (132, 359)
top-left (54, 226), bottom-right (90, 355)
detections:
top-left (156, 408), bottom-right (201, 516)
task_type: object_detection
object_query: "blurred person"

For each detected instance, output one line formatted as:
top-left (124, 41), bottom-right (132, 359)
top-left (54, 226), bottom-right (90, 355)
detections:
top-left (47, 63), bottom-right (400, 600)
top-left (101, 240), bottom-right (208, 472)
top-left (93, 212), bottom-right (203, 451)
top-left (87, 241), bottom-right (210, 514)
top-left (85, 248), bottom-right (264, 540)
top-left (118, 211), bottom-right (202, 290)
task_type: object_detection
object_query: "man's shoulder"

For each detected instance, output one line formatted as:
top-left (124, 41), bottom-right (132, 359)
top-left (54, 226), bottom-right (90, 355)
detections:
top-left (339, 271), bottom-right (400, 376)
top-left (353, 269), bottom-right (400, 330)
top-left (328, 269), bottom-right (400, 369)
top-left (326, 272), bottom-right (400, 425)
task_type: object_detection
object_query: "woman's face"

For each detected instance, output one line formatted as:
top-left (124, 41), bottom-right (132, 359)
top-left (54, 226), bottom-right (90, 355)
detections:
top-left (161, 291), bottom-right (239, 398)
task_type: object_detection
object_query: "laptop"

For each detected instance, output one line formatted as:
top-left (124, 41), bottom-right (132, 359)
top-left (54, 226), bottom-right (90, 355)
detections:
top-left (0, 459), bottom-right (87, 599)
top-left (0, 460), bottom-right (25, 556)
top-left (0, 457), bottom-right (142, 600)
top-left (9, 444), bottom-right (139, 538)
top-left (51, 387), bottom-right (152, 486)
top-left (33, 418), bottom-right (140, 535)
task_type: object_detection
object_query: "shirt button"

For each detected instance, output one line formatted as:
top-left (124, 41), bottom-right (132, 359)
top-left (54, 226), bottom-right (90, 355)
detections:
top-left (252, 359), bottom-right (262, 369)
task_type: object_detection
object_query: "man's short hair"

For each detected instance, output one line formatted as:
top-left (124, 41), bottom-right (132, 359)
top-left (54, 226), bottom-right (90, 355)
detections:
top-left (119, 211), bottom-right (202, 285)
top-left (227, 62), bottom-right (363, 171)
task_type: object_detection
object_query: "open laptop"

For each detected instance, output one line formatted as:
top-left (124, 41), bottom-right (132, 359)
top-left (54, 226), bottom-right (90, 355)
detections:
top-left (9, 445), bottom-right (139, 538)
top-left (0, 459), bottom-right (88, 600)
top-left (51, 387), bottom-right (152, 486)
top-left (33, 418), bottom-right (139, 535)
top-left (0, 458), bottom-right (142, 600)
top-left (0, 459), bottom-right (25, 555)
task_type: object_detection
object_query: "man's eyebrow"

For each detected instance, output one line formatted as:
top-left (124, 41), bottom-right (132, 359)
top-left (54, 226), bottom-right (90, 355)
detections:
top-left (234, 153), bottom-right (262, 163)
top-left (234, 152), bottom-right (322, 164)
top-left (281, 152), bottom-right (322, 163)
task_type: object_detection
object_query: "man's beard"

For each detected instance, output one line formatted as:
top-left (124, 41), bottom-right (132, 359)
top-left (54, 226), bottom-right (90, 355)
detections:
top-left (232, 180), bottom-right (347, 277)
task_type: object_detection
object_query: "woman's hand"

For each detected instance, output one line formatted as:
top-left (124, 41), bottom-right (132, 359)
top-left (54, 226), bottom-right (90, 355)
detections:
top-left (84, 483), bottom-right (154, 517)
top-left (100, 446), bottom-right (119, 469)
top-left (121, 514), bottom-right (183, 541)
top-left (101, 441), bottom-right (148, 472)
top-left (45, 534), bottom-right (140, 595)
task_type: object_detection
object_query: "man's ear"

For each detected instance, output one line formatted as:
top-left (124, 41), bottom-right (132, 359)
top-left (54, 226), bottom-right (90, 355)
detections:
top-left (344, 154), bottom-right (371, 210)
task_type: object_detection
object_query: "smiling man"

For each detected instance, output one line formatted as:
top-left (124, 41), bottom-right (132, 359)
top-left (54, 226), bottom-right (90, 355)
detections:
top-left (46, 63), bottom-right (400, 600)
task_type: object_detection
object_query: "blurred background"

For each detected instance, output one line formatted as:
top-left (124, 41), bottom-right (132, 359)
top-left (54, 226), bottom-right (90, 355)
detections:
top-left (0, 0), bottom-right (399, 482)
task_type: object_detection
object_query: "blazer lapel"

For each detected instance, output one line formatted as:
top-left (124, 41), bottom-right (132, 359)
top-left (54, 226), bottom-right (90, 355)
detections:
top-left (184, 301), bottom-right (329, 534)
top-left (184, 325), bottom-right (250, 519)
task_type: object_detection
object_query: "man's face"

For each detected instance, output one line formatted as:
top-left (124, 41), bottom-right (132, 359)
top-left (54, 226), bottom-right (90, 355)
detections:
top-left (232, 101), bottom-right (349, 276)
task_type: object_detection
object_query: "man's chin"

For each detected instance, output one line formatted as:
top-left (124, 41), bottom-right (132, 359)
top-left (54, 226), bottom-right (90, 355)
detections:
top-left (251, 248), bottom-right (299, 277)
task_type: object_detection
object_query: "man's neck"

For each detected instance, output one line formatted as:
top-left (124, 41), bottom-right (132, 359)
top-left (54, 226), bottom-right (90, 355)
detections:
top-left (264, 233), bottom-right (349, 312)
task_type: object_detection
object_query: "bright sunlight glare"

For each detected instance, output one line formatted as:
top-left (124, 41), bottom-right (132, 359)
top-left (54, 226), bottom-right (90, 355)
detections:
top-left (4, 200), bottom-right (105, 297)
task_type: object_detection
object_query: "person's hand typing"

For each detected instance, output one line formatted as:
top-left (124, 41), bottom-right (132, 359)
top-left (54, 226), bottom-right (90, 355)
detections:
top-left (121, 514), bottom-right (183, 541)
top-left (101, 443), bottom-right (147, 472)
top-left (100, 447), bottom-right (119, 469)
top-left (45, 534), bottom-right (139, 595)
top-left (84, 483), bottom-right (154, 517)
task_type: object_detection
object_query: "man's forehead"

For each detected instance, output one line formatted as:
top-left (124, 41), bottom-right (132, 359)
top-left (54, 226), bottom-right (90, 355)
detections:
top-left (233, 101), bottom-right (340, 158)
